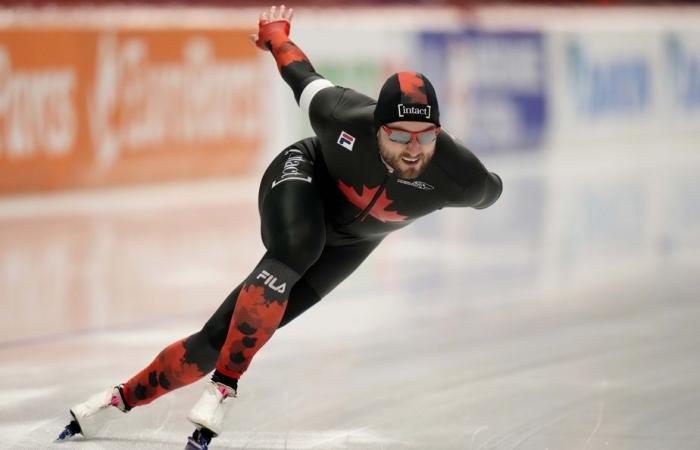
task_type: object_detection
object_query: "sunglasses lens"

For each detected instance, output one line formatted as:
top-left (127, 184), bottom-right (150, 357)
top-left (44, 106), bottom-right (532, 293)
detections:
top-left (417, 130), bottom-right (437, 144)
top-left (388, 130), bottom-right (411, 144)
top-left (383, 126), bottom-right (438, 144)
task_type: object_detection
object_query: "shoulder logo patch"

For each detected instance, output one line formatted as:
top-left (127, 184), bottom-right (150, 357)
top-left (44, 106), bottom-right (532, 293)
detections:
top-left (337, 131), bottom-right (355, 151)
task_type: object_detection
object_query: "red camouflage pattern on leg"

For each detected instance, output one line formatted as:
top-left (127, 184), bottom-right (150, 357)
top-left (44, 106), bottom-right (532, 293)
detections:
top-left (122, 339), bottom-right (206, 407)
top-left (215, 284), bottom-right (287, 379)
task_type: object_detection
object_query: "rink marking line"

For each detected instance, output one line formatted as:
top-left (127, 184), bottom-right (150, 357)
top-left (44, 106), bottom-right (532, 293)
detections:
top-left (583, 400), bottom-right (606, 449)
top-left (0, 387), bottom-right (56, 409)
top-left (475, 408), bottom-right (575, 450)
top-left (0, 177), bottom-right (258, 220)
top-left (306, 427), bottom-right (375, 449)
top-left (508, 411), bottom-right (573, 450)
top-left (145, 411), bottom-right (173, 439)
top-left (470, 425), bottom-right (488, 449)
top-left (0, 418), bottom-right (56, 449)
top-left (0, 284), bottom-right (386, 350)
top-left (0, 312), bottom-right (204, 350)
top-left (215, 429), bottom-right (402, 449)
top-left (583, 384), bottom-right (608, 450)
top-left (0, 286), bottom-right (385, 350)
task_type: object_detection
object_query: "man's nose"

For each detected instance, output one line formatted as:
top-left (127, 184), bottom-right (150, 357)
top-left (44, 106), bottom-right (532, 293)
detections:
top-left (406, 137), bottom-right (421, 153)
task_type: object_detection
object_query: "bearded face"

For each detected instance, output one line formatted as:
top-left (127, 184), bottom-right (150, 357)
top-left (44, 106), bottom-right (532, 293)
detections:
top-left (376, 121), bottom-right (438, 179)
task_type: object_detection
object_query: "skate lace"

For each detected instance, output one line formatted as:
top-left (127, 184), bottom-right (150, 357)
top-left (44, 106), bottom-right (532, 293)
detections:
top-left (216, 384), bottom-right (237, 401)
top-left (110, 387), bottom-right (130, 412)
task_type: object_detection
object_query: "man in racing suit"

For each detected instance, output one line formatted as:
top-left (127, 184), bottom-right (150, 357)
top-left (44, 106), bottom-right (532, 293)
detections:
top-left (58, 5), bottom-right (502, 450)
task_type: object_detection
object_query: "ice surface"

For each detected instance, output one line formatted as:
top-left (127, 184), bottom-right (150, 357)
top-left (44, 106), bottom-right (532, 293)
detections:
top-left (1, 175), bottom-right (699, 449)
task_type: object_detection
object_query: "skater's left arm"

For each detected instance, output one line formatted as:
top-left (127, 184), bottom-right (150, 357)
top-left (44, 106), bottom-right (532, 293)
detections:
top-left (468, 170), bottom-right (502, 209)
top-left (440, 133), bottom-right (503, 209)
top-left (251, 5), bottom-right (330, 106)
top-left (251, 5), bottom-right (373, 137)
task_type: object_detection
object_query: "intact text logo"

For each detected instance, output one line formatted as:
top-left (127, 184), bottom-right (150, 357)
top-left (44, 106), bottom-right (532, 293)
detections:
top-left (397, 104), bottom-right (431, 119)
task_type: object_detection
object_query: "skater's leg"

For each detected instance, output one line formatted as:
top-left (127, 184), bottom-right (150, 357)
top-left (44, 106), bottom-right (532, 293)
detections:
top-left (119, 143), bottom-right (323, 407)
top-left (187, 145), bottom-right (325, 437)
top-left (278, 238), bottom-right (382, 326)
top-left (58, 287), bottom-right (246, 441)
top-left (203, 238), bottom-right (383, 384)
top-left (117, 276), bottom-right (326, 409)
top-left (60, 237), bottom-right (381, 440)
top-left (119, 285), bottom-right (243, 408)
top-left (200, 238), bottom-right (383, 348)
top-left (212, 146), bottom-right (326, 383)
top-left (185, 237), bottom-right (382, 443)
top-left (115, 225), bottom-right (380, 410)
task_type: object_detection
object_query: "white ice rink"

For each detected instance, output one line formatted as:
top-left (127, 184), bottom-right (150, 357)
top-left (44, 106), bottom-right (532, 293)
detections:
top-left (1, 150), bottom-right (700, 449)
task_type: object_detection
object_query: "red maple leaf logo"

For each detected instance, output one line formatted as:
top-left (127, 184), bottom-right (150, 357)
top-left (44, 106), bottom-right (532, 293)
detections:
top-left (338, 180), bottom-right (408, 223)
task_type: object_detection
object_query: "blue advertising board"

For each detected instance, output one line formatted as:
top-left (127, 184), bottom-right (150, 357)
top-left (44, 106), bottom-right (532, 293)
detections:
top-left (666, 34), bottom-right (700, 111)
top-left (566, 41), bottom-right (651, 118)
top-left (419, 30), bottom-right (546, 153)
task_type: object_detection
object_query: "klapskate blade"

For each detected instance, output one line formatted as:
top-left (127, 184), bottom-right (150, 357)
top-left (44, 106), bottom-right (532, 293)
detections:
top-left (184, 436), bottom-right (206, 450)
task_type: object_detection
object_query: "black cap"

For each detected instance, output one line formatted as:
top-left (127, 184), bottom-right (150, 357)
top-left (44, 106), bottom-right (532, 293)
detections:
top-left (373, 71), bottom-right (440, 130)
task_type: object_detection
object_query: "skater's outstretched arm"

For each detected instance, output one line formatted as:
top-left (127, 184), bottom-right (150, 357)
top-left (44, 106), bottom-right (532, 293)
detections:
top-left (251, 5), bottom-right (374, 135)
top-left (442, 134), bottom-right (503, 209)
top-left (251, 5), bottom-right (325, 104)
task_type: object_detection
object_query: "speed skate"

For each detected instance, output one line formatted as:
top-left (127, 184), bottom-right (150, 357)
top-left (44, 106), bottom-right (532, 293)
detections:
top-left (56, 385), bottom-right (130, 441)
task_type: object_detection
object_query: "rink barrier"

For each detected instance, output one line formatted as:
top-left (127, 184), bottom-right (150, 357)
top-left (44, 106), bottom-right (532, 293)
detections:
top-left (0, 25), bottom-right (262, 194)
top-left (1, 6), bottom-right (700, 195)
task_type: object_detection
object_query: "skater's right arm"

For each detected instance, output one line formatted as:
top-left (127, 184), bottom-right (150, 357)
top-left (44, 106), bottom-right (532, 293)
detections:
top-left (251, 5), bottom-right (371, 133)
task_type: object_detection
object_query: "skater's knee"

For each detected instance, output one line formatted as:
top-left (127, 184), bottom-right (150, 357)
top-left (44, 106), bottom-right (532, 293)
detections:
top-left (265, 225), bottom-right (324, 274)
top-left (277, 279), bottom-right (322, 328)
top-left (183, 330), bottom-right (220, 373)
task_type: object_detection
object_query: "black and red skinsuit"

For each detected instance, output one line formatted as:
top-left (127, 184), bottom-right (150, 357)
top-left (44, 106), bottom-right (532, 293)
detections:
top-left (119, 21), bottom-right (502, 408)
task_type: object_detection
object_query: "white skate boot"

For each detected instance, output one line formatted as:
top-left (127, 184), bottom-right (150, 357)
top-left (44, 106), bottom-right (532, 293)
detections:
top-left (185, 381), bottom-right (236, 449)
top-left (56, 385), bottom-right (130, 440)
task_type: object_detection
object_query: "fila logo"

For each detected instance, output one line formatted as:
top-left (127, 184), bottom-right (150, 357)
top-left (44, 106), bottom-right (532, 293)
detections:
top-left (397, 179), bottom-right (435, 190)
top-left (397, 104), bottom-right (431, 119)
top-left (256, 270), bottom-right (287, 294)
top-left (337, 131), bottom-right (355, 151)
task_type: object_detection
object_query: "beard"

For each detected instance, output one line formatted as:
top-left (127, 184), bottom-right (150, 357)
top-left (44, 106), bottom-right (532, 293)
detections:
top-left (378, 143), bottom-right (433, 180)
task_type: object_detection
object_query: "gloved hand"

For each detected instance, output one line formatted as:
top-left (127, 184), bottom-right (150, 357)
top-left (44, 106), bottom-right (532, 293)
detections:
top-left (250, 5), bottom-right (294, 51)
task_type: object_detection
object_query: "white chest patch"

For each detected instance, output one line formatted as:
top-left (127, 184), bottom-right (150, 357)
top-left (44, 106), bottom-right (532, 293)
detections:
top-left (337, 131), bottom-right (356, 151)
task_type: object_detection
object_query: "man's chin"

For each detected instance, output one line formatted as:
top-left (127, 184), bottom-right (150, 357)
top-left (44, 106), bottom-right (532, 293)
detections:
top-left (382, 155), bottom-right (426, 179)
top-left (395, 166), bottom-right (422, 180)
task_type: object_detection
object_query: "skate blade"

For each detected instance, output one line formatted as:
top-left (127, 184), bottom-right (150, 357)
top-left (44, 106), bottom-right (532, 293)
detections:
top-left (185, 436), bottom-right (207, 450)
top-left (55, 427), bottom-right (76, 442)
top-left (55, 419), bottom-right (82, 442)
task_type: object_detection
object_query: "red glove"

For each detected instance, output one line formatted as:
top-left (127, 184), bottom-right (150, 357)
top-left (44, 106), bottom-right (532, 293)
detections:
top-left (255, 20), bottom-right (291, 51)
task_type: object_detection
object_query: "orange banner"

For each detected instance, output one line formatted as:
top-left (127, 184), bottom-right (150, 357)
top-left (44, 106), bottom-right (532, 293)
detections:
top-left (0, 27), bottom-right (262, 195)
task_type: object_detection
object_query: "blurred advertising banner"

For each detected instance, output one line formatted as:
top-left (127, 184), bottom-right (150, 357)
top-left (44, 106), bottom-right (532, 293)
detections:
top-left (548, 31), bottom-right (661, 145)
top-left (0, 28), bottom-right (261, 195)
top-left (665, 31), bottom-right (700, 126)
top-left (548, 29), bottom-right (700, 146)
top-left (419, 30), bottom-right (547, 153)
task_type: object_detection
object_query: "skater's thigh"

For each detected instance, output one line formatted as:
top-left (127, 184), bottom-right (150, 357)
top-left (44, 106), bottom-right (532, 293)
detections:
top-left (203, 238), bottom-right (382, 345)
top-left (258, 140), bottom-right (325, 273)
top-left (278, 238), bottom-right (382, 327)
